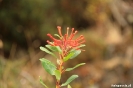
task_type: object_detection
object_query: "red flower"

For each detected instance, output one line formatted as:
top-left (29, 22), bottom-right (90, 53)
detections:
top-left (47, 26), bottom-right (85, 51)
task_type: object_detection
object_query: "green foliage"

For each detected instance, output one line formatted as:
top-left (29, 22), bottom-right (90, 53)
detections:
top-left (40, 44), bottom-right (85, 87)
top-left (40, 46), bottom-right (57, 58)
top-left (54, 70), bottom-right (61, 81)
top-left (45, 45), bottom-right (62, 53)
top-left (69, 50), bottom-right (81, 59)
top-left (65, 63), bottom-right (85, 71)
top-left (63, 52), bottom-right (76, 62)
top-left (40, 58), bottom-right (57, 75)
top-left (63, 50), bottom-right (81, 61)
top-left (61, 75), bottom-right (78, 87)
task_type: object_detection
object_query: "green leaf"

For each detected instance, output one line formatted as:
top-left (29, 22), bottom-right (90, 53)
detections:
top-left (40, 58), bottom-right (56, 75)
top-left (61, 75), bottom-right (78, 87)
top-left (69, 50), bottom-right (81, 59)
top-left (67, 85), bottom-right (72, 88)
top-left (45, 45), bottom-right (62, 53)
top-left (65, 63), bottom-right (85, 71)
top-left (63, 50), bottom-right (81, 61)
top-left (39, 76), bottom-right (49, 88)
top-left (63, 52), bottom-right (75, 62)
top-left (54, 70), bottom-right (61, 80)
top-left (40, 46), bottom-right (57, 58)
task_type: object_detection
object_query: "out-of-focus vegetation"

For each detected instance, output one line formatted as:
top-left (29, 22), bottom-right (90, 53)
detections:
top-left (0, 0), bottom-right (133, 88)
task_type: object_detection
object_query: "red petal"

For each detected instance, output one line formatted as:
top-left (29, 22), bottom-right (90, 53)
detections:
top-left (57, 26), bottom-right (63, 37)
top-left (47, 34), bottom-right (57, 41)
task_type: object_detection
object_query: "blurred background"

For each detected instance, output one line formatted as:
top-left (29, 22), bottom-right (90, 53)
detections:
top-left (0, 0), bottom-right (133, 88)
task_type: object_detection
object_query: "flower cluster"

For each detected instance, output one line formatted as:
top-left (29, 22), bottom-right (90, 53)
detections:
top-left (47, 26), bottom-right (85, 51)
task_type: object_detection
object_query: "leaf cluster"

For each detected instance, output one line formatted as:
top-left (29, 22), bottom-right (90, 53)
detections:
top-left (39, 44), bottom-right (85, 87)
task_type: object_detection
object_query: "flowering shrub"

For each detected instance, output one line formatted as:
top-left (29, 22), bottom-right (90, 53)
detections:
top-left (39, 26), bottom-right (86, 88)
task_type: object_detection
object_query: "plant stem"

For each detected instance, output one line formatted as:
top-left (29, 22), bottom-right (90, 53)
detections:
top-left (56, 81), bottom-right (60, 88)
top-left (56, 53), bottom-right (64, 88)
